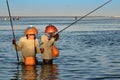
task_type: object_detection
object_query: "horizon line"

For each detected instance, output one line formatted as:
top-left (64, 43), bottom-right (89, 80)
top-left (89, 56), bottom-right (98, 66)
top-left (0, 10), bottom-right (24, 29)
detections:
top-left (0, 15), bottom-right (119, 18)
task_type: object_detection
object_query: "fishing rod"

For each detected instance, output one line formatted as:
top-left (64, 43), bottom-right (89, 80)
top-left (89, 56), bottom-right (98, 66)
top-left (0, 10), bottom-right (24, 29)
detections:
top-left (56, 0), bottom-right (112, 34)
top-left (6, 0), bottom-right (19, 62)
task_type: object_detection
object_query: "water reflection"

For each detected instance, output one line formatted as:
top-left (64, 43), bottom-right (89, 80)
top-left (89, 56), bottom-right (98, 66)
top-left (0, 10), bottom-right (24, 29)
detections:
top-left (40, 64), bottom-right (59, 80)
top-left (11, 63), bottom-right (59, 80)
top-left (22, 65), bottom-right (37, 80)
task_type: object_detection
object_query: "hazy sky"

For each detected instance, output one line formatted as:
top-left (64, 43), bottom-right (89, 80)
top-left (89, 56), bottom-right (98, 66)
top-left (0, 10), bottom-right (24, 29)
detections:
top-left (0, 0), bottom-right (119, 16)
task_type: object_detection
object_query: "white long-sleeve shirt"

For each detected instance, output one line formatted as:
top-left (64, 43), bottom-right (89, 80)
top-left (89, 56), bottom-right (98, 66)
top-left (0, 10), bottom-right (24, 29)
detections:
top-left (13, 36), bottom-right (40, 62)
top-left (40, 34), bottom-right (56, 59)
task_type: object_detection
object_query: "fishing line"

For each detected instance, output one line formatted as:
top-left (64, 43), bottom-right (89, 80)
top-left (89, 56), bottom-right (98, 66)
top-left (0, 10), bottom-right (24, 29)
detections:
top-left (6, 0), bottom-right (19, 62)
top-left (56, 0), bottom-right (112, 34)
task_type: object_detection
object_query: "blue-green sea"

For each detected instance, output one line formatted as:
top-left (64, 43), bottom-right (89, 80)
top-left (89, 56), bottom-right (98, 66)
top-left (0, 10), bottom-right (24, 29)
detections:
top-left (0, 16), bottom-right (120, 80)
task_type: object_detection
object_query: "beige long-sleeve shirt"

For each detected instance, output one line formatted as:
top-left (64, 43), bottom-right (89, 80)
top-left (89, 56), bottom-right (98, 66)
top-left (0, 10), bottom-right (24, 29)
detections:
top-left (13, 36), bottom-right (40, 62)
top-left (41, 34), bottom-right (56, 59)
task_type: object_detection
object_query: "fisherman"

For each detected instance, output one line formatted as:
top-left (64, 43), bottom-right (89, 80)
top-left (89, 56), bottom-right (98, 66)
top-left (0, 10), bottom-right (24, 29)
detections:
top-left (12, 25), bottom-right (40, 65)
top-left (40, 24), bottom-right (59, 64)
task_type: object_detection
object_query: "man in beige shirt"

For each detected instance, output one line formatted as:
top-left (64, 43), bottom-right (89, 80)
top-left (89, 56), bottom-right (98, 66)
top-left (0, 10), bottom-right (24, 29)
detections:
top-left (40, 24), bottom-right (59, 64)
top-left (13, 25), bottom-right (40, 65)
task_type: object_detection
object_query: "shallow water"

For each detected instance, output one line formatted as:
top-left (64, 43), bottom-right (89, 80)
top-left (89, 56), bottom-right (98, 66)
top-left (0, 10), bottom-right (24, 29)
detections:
top-left (0, 17), bottom-right (120, 80)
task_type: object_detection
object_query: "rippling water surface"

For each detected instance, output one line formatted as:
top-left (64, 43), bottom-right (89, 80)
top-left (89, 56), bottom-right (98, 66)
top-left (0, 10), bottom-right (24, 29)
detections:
top-left (0, 17), bottom-right (120, 80)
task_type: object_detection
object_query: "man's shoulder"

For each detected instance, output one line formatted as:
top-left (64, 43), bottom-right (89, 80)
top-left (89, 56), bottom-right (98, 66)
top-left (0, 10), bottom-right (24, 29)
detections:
top-left (19, 36), bottom-right (27, 41)
top-left (41, 34), bottom-right (47, 37)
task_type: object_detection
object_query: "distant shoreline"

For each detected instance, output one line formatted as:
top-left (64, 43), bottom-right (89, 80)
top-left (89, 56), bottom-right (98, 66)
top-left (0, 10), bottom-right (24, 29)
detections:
top-left (0, 16), bottom-right (120, 21)
top-left (0, 16), bottom-right (119, 18)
